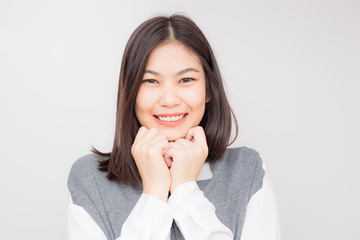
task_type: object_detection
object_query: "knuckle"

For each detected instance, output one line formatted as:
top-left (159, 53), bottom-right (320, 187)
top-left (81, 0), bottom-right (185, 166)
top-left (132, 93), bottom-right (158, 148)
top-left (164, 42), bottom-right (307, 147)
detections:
top-left (195, 147), bottom-right (202, 155)
top-left (159, 135), bottom-right (168, 142)
top-left (131, 144), bottom-right (138, 153)
top-left (149, 128), bottom-right (159, 134)
top-left (195, 145), bottom-right (205, 155)
top-left (139, 144), bottom-right (147, 153)
top-left (138, 126), bottom-right (146, 134)
top-left (148, 147), bottom-right (157, 156)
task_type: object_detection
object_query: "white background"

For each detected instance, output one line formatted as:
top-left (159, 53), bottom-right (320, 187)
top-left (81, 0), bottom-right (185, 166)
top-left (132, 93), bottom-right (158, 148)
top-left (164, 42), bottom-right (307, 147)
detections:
top-left (1, 0), bottom-right (359, 239)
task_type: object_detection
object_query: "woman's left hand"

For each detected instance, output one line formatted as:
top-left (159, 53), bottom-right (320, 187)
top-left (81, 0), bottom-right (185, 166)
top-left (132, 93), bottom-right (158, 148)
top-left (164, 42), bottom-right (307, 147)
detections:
top-left (164, 126), bottom-right (208, 193)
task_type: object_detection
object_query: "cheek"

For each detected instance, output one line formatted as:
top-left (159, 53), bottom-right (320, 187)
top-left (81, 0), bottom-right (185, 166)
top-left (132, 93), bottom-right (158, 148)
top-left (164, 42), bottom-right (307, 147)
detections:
top-left (135, 89), bottom-right (155, 123)
top-left (183, 86), bottom-right (207, 109)
top-left (136, 89), bottom-right (154, 110)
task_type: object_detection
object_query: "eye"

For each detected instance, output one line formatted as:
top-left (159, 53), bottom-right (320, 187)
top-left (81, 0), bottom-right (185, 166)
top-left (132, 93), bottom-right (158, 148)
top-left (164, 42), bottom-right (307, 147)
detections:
top-left (179, 78), bottom-right (195, 83)
top-left (142, 79), bottom-right (158, 84)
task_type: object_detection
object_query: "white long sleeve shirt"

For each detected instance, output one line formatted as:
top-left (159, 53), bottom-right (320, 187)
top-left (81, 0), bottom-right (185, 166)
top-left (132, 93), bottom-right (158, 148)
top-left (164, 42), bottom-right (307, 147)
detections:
top-left (68, 162), bottom-right (280, 240)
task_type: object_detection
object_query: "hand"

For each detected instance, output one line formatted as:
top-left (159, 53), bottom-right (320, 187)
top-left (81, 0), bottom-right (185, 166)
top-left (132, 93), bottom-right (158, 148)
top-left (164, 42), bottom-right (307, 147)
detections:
top-left (131, 127), bottom-right (171, 202)
top-left (164, 126), bottom-right (208, 193)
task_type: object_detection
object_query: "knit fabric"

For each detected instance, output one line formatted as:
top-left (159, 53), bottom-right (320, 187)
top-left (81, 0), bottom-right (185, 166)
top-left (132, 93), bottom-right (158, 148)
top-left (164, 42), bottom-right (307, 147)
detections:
top-left (68, 147), bottom-right (265, 239)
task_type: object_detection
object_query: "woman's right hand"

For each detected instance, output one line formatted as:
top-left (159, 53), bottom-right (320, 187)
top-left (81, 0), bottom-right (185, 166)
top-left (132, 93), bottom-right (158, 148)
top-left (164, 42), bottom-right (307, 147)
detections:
top-left (131, 127), bottom-right (171, 202)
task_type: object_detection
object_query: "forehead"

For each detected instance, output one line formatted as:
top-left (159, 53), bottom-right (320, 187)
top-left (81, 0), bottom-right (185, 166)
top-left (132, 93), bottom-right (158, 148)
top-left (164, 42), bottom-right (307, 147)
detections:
top-left (145, 41), bottom-right (202, 72)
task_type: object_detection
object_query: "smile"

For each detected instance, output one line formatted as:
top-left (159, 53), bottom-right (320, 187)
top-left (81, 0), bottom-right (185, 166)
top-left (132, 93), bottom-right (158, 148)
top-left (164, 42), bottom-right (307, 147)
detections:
top-left (155, 113), bottom-right (187, 122)
top-left (153, 113), bottom-right (188, 127)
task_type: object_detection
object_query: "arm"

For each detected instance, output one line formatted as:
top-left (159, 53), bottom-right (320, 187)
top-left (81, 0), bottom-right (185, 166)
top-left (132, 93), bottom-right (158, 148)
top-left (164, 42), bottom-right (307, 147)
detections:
top-left (68, 127), bottom-right (174, 240)
top-left (241, 172), bottom-right (281, 240)
top-left (119, 194), bottom-right (173, 239)
top-left (68, 194), bottom-right (173, 240)
top-left (168, 181), bottom-right (233, 240)
top-left (67, 201), bottom-right (107, 240)
top-left (164, 127), bottom-right (232, 239)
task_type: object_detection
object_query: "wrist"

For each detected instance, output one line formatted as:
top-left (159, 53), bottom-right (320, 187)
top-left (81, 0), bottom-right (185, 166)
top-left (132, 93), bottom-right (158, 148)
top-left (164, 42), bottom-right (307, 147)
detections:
top-left (170, 178), bottom-right (195, 194)
top-left (168, 181), bottom-right (204, 212)
top-left (143, 184), bottom-right (170, 202)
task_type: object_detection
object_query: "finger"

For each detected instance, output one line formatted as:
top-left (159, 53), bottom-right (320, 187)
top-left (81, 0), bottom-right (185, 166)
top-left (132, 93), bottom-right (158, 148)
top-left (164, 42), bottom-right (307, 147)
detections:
top-left (194, 127), bottom-right (208, 149)
top-left (146, 134), bottom-right (170, 152)
top-left (164, 142), bottom-right (186, 161)
top-left (162, 146), bottom-right (170, 156)
top-left (187, 127), bottom-right (207, 149)
top-left (174, 138), bottom-right (193, 146)
top-left (139, 128), bottom-right (160, 145)
top-left (141, 135), bottom-right (170, 167)
top-left (164, 156), bottom-right (173, 168)
top-left (185, 129), bottom-right (194, 142)
top-left (168, 141), bottom-right (184, 149)
top-left (133, 126), bottom-right (148, 145)
top-left (163, 146), bottom-right (175, 161)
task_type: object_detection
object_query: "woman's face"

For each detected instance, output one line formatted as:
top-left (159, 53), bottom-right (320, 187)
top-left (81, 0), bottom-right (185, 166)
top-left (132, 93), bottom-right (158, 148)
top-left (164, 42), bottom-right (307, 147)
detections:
top-left (135, 41), bottom-right (207, 141)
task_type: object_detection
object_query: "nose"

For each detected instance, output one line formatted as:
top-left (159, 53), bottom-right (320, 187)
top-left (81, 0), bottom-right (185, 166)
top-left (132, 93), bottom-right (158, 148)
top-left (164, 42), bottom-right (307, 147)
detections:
top-left (159, 85), bottom-right (181, 108)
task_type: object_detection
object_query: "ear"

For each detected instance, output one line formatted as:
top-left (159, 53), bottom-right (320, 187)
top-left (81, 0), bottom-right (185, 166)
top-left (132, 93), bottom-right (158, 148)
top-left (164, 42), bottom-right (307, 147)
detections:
top-left (205, 92), bottom-right (211, 103)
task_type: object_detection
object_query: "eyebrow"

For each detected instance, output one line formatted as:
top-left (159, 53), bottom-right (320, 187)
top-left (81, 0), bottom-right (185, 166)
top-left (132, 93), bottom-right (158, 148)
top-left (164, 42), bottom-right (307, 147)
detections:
top-left (144, 68), bottom-right (200, 76)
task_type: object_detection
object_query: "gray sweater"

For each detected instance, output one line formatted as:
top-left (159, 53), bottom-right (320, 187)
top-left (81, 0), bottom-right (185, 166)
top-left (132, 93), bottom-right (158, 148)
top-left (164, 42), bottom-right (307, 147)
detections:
top-left (68, 147), bottom-right (264, 239)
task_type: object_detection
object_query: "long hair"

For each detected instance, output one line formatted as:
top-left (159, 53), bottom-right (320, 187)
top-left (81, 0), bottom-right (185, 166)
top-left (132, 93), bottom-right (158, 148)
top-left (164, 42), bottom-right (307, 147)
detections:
top-left (93, 14), bottom-right (238, 187)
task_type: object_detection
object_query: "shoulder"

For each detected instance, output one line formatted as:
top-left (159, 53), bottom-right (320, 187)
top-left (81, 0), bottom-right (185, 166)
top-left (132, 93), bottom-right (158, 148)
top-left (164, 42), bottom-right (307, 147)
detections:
top-left (213, 147), bottom-right (265, 196)
top-left (67, 154), bottom-right (114, 238)
top-left (67, 154), bottom-right (106, 197)
top-left (220, 146), bottom-right (263, 168)
top-left (68, 154), bottom-right (101, 181)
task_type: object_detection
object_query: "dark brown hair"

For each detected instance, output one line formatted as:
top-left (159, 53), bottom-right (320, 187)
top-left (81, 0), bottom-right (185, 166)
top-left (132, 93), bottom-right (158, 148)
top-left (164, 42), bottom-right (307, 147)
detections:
top-left (93, 14), bottom-right (238, 187)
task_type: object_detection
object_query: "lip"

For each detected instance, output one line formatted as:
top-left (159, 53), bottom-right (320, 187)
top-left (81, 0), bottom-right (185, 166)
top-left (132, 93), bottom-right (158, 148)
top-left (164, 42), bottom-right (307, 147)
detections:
top-left (155, 112), bottom-right (187, 117)
top-left (153, 113), bottom-right (188, 127)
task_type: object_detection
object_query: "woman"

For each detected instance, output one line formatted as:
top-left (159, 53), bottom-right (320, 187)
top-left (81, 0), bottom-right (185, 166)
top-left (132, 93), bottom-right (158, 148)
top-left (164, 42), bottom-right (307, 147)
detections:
top-left (68, 14), bottom-right (280, 239)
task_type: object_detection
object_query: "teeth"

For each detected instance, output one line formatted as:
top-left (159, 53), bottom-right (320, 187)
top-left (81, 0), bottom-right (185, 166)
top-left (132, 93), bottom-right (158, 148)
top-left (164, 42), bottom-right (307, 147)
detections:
top-left (158, 114), bottom-right (186, 122)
